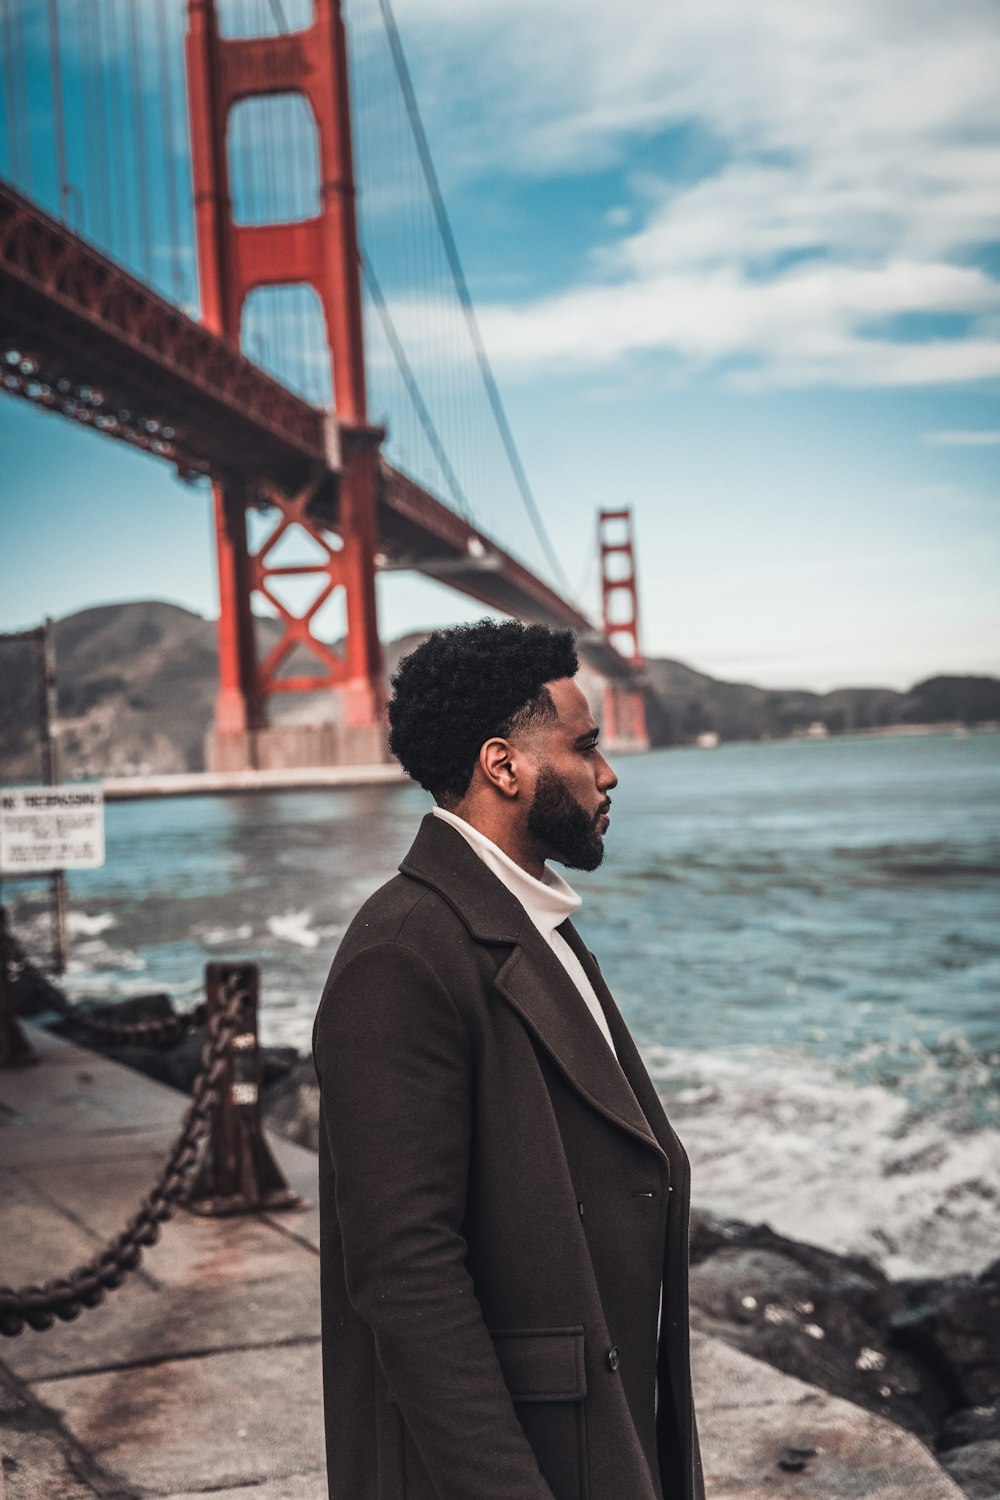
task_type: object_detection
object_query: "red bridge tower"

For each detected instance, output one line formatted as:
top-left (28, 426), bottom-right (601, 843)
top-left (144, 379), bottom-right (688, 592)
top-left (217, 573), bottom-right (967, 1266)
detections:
top-left (598, 507), bottom-right (649, 752)
top-left (185, 0), bottom-right (384, 769)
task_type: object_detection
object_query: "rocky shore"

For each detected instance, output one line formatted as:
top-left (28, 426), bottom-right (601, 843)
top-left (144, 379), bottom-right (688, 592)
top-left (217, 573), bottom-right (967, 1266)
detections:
top-left (15, 977), bottom-right (1000, 1500)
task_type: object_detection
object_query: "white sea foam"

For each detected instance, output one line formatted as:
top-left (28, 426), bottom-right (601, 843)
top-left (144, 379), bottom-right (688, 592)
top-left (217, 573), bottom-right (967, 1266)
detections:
top-left (267, 910), bottom-right (321, 948)
top-left (67, 911), bottom-right (116, 937)
top-left (67, 938), bottom-right (146, 974)
top-left (66, 972), bottom-right (162, 1000)
top-left (199, 922), bottom-right (253, 946)
top-left (645, 1044), bottom-right (1000, 1280)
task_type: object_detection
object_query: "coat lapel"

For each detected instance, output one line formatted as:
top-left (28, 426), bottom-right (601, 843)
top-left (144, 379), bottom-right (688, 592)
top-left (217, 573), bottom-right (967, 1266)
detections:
top-left (559, 921), bottom-right (691, 1195)
top-left (492, 926), bottom-right (666, 1162)
top-left (399, 814), bottom-right (667, 1164)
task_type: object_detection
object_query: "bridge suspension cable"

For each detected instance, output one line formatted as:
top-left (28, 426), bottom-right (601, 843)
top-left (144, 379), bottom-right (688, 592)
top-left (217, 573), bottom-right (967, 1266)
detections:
top-left (44, 0), bottom-right (72, 223)
top-left (373, 0), bottom-right (576, 602)
top-left (362, 257), bottom-right (473, 522)
top-left (156, 0), bottom-right (185, 301)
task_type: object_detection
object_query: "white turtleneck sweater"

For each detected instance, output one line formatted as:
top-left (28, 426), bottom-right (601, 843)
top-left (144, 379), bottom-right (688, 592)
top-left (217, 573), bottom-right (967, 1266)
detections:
top-left (431, 806), bottom-right (619, 1060)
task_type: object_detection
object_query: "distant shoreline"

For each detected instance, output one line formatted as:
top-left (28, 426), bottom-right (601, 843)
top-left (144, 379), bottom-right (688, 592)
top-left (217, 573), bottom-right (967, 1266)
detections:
top-left (86, 722), bottom-right (995, 800)
top-left (99, 762), bottom-right (407, 801)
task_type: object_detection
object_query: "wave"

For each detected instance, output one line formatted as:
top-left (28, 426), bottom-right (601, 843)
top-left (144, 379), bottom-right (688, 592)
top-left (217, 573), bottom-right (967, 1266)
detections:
top-left (66, 910), bottom-right (116, 937)
top-left (198, 922), bottom-right (253, 946)
top-left (645, 1043), bottom-right (1000, 1280)
top-left (267, 910), bottom-right (322, 949)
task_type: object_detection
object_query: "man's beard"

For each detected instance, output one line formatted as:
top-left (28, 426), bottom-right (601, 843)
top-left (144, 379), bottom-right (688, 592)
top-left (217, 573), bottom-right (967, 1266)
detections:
top-left (526, 765), bottom-right (608, 871)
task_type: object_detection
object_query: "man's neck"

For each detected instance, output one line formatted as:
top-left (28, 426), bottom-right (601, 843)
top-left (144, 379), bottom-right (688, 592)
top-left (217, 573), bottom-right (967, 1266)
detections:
top-left (438, 803), bottom-right (546, 880)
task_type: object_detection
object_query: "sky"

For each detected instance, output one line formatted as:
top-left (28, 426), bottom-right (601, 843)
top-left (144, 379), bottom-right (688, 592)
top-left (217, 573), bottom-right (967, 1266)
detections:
top-left (2, 0), bottom-right (999, 692)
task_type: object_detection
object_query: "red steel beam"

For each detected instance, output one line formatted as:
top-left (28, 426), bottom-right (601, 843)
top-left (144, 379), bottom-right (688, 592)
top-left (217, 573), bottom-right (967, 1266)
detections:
top-left (0, 180), bottom-right (326, 487)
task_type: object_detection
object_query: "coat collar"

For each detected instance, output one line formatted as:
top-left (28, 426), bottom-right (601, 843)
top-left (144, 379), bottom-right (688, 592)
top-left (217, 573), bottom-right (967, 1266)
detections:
top-left (399, 810), bottom-right (531, 943)
top-left (399, 813), bottom-right (668, 1163)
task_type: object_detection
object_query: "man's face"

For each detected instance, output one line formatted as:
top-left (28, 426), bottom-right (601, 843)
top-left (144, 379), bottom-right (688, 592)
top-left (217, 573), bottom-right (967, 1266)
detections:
top-left (521, 677), bottom-right (618, 871)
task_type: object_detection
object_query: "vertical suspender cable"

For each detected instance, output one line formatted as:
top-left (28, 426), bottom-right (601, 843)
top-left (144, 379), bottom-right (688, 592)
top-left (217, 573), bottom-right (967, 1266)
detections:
top-left (1, 0), bottom-right (22, 183)
top-left (79, 0), bottom-right (111, 244)
top-left (241, 0), bottom-right (266, 371)
top-left (256, 0), bottom-right (286, 384)
top-left (10, 0), bottom-right (33, 188)
top-left (90, 0), bottom-right (112, 249)
top-left (157, 0), bottom-right (184, 302)
top-left (363, 258), bottom-right (471, 519)
top-left (46, 0), bottom-right (73, 222)
top-left (107, 0), bottom-right (132, 263)
top-left (78, 0), bottom-right (98, 238)
top-left (128, 0), bottom-right (153, 278)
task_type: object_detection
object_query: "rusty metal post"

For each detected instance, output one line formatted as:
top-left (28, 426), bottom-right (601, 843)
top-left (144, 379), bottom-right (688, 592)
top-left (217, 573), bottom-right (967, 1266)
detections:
top-left (186, 962), bottom-right (303, 1215)
top-left (0, 906), bottom-right (39, 1067)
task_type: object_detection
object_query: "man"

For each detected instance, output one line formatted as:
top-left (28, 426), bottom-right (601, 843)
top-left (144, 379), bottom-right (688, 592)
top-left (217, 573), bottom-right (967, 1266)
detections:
top-left (312, 620), bottom-right (704, 1500)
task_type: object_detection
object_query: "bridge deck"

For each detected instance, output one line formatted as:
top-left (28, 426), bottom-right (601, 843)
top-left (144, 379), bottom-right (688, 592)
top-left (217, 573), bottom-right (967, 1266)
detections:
top-left (0, 181), bottom-right (630, 682)
top-left (0, 1023), bottom-right (964, 1499)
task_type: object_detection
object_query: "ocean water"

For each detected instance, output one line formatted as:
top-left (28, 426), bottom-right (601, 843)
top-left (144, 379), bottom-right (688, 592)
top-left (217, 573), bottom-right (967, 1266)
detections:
top-left (7, 732), bottom-right (1000, 1279)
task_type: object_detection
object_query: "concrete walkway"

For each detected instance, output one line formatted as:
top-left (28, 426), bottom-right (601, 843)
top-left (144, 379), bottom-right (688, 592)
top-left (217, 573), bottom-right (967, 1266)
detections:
top-left (0, 1026), bottom-right (964, 1500)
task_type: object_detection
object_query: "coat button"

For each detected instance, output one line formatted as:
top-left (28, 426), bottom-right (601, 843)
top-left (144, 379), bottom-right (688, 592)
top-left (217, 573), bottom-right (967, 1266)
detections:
top-left (605, 1345), bottom-right (621, 1372)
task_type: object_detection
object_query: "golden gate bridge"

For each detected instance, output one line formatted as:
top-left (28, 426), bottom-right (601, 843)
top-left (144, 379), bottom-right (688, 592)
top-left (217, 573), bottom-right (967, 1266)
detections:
top-left (0, 0), bottom-right (649, 768)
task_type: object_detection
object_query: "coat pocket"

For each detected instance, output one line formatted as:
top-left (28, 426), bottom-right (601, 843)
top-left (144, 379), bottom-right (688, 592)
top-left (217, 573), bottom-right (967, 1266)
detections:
top-left (490, 1327), bottom-right (589, 1500)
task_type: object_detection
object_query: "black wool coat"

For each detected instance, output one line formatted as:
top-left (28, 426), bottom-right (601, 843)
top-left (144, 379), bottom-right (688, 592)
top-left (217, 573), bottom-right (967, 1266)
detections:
top-left (312, 813), bottom-right (705, 1500)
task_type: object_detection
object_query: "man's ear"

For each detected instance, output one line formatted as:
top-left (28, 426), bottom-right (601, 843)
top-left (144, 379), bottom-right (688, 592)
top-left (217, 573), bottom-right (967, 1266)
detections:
top-left (480, 737), bottom-right (518, 798)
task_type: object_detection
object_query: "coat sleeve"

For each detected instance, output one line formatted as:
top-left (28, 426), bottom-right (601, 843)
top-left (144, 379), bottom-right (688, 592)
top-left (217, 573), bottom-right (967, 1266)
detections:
top-left (314, 939), bottom-right (556, 1500)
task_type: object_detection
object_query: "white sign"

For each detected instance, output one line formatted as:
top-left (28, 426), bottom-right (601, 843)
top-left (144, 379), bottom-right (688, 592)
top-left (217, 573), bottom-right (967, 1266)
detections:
top-left (0, 785), bottom-right (105, 873)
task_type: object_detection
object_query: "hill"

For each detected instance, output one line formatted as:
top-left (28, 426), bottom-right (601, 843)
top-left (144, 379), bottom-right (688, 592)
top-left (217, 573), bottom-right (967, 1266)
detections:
top-left (0, 601), bottom-right (996, 778)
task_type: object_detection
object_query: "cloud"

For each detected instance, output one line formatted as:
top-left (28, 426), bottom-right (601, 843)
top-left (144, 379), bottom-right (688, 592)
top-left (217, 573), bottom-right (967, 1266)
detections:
top-left (380, 264), bottom-right (1000, 388)
top-left (925, 430), bottom-right (1000, 446)
top-left (384, 0), bottom-right (1000, 389)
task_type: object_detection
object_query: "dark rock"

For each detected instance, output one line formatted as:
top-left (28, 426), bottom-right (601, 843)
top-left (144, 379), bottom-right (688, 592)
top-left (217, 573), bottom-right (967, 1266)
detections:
top-left (261, 1057), bottom-right (320, 1152)
top-left (937, 1439), bottom-right (1000, 1499)
top-left (688, 1213), bottom-right (949, 1437)
top-left (89, 1026), bottom-right (207, 1095)
top-left (690, 1208), bottom-right (747, 1263)
top-left (939, 1407), bottom-right (1000, 1452)
top-left (41, 987), bottom-right (301, 1098)
top-left (895, 1262), bottom-right (1000, 1407)
top-left (49, 991), bottom-right (177, 1031)
top-left (7, 960), bottom-right (71, 1018)
top-left (777, 1446), bottom-right (817, 1473)
top-left (259, 1045), bottom-right (300, 1085)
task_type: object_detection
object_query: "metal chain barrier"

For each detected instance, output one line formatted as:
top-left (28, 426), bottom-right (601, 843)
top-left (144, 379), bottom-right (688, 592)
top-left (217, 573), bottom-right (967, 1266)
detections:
top-left (0, 972), bottom-right (247, 1337)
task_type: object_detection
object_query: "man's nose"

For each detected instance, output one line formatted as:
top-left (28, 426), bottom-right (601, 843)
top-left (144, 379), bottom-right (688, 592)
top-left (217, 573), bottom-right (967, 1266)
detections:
top-left (598, 754), bottom-right (618, 791)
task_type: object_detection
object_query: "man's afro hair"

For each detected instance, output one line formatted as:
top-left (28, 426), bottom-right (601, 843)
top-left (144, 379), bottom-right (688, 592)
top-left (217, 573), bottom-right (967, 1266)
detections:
top-left (387, 619), bottom-right (578, 802)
